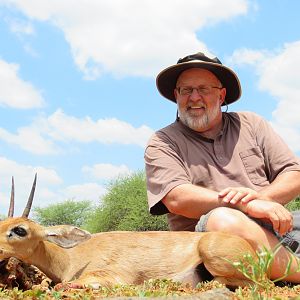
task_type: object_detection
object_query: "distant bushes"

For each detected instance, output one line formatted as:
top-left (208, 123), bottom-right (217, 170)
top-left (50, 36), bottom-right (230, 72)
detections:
top-left (84, 171), bottom-right (168, 232)
top-left (33, 171), bottom-right (168, 232)
top-left (33, 199), bottom-right (94, 227)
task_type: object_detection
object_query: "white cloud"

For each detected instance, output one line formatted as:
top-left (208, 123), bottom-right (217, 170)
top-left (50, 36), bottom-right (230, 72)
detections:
top-left (228, 48), bottom-right (268, 66)
top-left (1, 0), bottom-right (248, 78)
top-left (0, 157), bottom-right (62, 216)
top-left (270, 122), bottom-right (300, 154)
top-left (82, 163), bottom-right (131, 181)
top-left (0, 59), bottom-right (44, 108)
top-left (47, 109), bottom-right (153, 147)
top-left (4, 17), bottom-right (38, 56)
top-left (0, 157), bottom-right (62, 184)
top-left (0, 156), bottom-right (106, 215)
top-left (5, 17), bottom-right (35, 35)
top-left (0, 126), bottom-right (59, 154)
top-left (62, 182), bottom-right (106, 203)
top-left (230, 41), bottom-right (300, 152)
top-left (0, 109), bottom-right (153, 155)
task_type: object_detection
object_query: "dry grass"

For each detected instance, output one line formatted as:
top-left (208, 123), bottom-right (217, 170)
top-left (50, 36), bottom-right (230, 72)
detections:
top-left (0, 279), bottom-right (300, 300)
top-left (2, 245), bottom-right (300, 299)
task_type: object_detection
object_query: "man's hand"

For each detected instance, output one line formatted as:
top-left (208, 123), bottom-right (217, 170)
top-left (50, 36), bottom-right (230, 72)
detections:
top-left (245, 199), bottom-right (293, 236)
top-left (218, 187), bottom-right (259, 204)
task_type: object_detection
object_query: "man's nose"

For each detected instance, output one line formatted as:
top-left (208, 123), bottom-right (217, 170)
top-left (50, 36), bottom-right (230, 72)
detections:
top-left (189, 88), bottom-right (202, 101)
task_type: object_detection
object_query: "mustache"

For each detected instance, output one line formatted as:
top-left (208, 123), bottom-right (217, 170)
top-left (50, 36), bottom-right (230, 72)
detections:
top-left (187, 102), bottom-right (207, 109)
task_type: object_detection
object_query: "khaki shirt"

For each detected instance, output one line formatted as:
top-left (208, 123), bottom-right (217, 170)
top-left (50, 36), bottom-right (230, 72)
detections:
top-left (144, 112), bottom-right (300, 231)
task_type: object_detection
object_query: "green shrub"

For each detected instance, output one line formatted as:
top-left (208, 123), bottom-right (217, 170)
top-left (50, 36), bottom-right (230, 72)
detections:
top-left (33, 199), bottom-right (94, 227)
top-left (85, 171), bottom-right (168, 232)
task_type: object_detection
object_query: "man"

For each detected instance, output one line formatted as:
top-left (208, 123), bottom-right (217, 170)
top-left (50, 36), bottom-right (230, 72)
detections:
top-left (144, 52), bottom-right (300, 282)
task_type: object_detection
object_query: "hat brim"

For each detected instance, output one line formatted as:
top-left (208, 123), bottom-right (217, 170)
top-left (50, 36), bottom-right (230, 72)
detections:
top-left (156, 61), bottom-right (241, 105)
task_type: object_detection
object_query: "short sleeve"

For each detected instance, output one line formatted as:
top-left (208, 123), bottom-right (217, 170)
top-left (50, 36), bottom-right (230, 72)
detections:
top-left (144, 131), bottom-right (191, 215)
top-left (254, 115), bottom-right (300, 182)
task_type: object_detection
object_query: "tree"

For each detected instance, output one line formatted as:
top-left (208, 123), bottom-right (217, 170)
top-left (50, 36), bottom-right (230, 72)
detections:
top-left (33, 199), bottom-right (94, 227)
top-left (85, 171), bottom-right (168, 232)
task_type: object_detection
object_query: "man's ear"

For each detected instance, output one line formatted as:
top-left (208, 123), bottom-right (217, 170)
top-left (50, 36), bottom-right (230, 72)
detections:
top-left (174, 88), bottom-right (180, 101)
top-left (219, 88), bottom-right (226, 105)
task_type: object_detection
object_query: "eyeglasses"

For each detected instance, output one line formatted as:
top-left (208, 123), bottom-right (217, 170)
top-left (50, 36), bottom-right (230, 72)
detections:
top-left (176, 85), bottom-right (223, 96)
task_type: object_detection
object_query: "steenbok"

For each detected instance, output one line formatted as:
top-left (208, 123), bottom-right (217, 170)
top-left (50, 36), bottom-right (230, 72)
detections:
top-left (0, 175), bottom-right (256, 289)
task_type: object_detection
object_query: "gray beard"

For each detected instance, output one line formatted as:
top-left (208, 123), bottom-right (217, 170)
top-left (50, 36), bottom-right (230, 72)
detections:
top-left (179, 105), bottom-right (220, 132)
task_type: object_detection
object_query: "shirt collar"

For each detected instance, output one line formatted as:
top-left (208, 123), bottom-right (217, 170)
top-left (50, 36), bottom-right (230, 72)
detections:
top-left (175, 112), bottom-right (229, 142)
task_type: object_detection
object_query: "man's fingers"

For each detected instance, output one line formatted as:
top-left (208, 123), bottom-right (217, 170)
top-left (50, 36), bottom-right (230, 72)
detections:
top-left (229, 192), bottom-right (246, 204)
top-left (221, 190), bottom-right (239, 203)
top-left (219, 187), bottom-right (259, 204)
top-left (270, 212), bottom-right (280, 234)
top-left (280, 210), bottom-right (293, 235)
top-left (241, 193), bottom-right (258, 204)
top-left (218, 188), bottom-right (231, 198)
top-left (282, 210), bottom-right (293, 233)
top-left (270, 209), bottom-right (293, 236)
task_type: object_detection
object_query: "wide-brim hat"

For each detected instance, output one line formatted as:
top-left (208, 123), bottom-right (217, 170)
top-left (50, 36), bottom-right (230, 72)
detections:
top-left (156, 52), bottom-right (242, 105)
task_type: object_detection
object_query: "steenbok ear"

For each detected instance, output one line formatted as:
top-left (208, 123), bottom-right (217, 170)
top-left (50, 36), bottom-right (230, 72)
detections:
top-left (44, 225), bottom-right (91, 248)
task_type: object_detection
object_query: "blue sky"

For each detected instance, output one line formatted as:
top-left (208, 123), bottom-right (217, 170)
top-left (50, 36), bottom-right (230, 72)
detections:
top-left (0, 0), bottom-right (299, 215)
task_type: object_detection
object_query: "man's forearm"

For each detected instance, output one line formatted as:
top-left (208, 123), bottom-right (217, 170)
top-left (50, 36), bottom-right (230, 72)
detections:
top-left (258, 171), bottom-right (300, 204)
top-left (162, 171), bottom-right (300, 219)
top-left (162, 183), bottom-right (233, 218)
top-left (162, 183), bottom-right (220, 218)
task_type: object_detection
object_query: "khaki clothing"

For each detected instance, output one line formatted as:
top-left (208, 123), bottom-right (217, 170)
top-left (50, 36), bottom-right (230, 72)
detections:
top-left (144, 112), bottom-right (300, 231)
top-left (195, 209), bottom-right (300, 258)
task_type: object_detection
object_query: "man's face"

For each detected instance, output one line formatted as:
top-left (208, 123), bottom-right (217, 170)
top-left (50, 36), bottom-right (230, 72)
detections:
top-left (174, 68), bottom-right (226, 133)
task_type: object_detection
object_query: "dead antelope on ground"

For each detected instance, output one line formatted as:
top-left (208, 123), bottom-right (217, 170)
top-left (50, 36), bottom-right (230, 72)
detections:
top-left (0, 175), bottom-right (258, 290)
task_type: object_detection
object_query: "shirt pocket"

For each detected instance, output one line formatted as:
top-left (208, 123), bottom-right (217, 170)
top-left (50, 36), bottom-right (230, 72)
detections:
top-left (239, 147), bottom-right (268, 185)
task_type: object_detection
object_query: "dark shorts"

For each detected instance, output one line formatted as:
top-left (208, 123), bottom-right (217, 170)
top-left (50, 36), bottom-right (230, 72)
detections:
top-left (195, 209), bottom-right (300, 258)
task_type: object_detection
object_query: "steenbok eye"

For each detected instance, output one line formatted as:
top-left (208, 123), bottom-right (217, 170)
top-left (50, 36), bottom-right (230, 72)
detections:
top-left (12, 226), bottom-right (28, 237)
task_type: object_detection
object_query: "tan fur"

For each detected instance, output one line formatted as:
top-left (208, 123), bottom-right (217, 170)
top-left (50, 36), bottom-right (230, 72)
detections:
top-left (0, 217), bottom-right (257, 288)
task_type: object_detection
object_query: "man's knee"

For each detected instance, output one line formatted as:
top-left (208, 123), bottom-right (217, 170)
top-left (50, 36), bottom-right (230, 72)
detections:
top-left (205, 207), bottom-right (248, 233)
